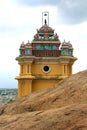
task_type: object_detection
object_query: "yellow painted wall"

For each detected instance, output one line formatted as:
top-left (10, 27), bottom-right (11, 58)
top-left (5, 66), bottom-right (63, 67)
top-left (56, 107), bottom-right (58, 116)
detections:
top-left (18, 79), bottom-right (32, 98)
top-left (19, 63), bottom-right (32, 76)
top-left (32, 79), bottom-right (58, 92)
top-left (17, 62), bottom-right (72, 98)
top-left (19, 63), bottom-right (72, 77)
top-left (31, 63), bottom-right (72, 76)
top-left (32, 64), bottom-right (62, 76)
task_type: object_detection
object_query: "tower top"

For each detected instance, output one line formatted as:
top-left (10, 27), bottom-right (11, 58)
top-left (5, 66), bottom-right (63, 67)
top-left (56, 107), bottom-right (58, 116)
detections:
top-left (42, 12), bottom-right (49, 26)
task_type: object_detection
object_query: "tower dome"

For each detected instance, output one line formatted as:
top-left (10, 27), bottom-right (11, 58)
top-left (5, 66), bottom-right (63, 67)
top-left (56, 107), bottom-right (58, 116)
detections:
top-left (61, 40), bottom-right (73, 49)
top-left (61, 40), bottom-right (73, 56)
top-left (38, 23), bottom-right (54, 33)
top-left (20, 42), bottom-right (25, 48)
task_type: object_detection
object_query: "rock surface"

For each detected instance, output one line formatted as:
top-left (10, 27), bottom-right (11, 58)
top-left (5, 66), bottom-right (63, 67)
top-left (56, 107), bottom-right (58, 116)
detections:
top-left (0, 70), bottom-right (87, 130)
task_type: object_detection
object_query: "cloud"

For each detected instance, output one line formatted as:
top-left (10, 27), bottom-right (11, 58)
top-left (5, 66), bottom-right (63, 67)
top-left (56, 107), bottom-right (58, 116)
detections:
top-left (15, 0), bottom-right (60, 6)
top-left (15, 0), bottom-right (87, 24)
top-left (58, 0), bottom-right (87, 24)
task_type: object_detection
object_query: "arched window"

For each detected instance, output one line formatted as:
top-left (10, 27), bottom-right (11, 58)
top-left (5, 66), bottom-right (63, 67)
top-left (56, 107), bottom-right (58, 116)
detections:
top-left (52, 45), bottom-right (57, 50)
top-left (25, 49), bottom-right (30, 54)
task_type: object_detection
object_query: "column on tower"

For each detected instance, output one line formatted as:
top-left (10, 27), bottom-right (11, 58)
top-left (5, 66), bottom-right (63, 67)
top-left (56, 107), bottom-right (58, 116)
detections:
top-left (65, 64), bottom-right (67, 74)
top-left (19, 63), bottom-right (32, 76)
top-left (26, 63), bottom-right (32, 75)
top-left (62, 64), bottom-right (68, 76)
top-left (20, 64), bottom-right (23, 74)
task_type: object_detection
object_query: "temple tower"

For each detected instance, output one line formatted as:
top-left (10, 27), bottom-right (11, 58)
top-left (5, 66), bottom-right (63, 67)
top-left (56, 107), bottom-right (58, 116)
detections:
top-left (15, 12), bottom-right (77, 98)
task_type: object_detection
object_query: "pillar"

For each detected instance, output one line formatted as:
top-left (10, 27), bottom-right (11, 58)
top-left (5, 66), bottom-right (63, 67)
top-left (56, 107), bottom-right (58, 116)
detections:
top-left (27, 63), bottom-right (32, 75)
top-left (63, 64), bottom-right (68, 76)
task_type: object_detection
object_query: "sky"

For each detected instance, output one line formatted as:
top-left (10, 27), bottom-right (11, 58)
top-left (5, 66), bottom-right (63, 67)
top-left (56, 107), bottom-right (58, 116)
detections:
top-left (0, 0), bottom-right (87, 88)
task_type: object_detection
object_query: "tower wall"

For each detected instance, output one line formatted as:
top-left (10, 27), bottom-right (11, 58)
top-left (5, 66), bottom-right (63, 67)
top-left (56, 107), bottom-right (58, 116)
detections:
top-left (16, 62), bottom-right (73, 98)
top-left (18, 80), bottom-right (32, 98)
top-left (32, 79), bottom-right (58, 92)
top-left (31, 63), bottom-right (72, 77)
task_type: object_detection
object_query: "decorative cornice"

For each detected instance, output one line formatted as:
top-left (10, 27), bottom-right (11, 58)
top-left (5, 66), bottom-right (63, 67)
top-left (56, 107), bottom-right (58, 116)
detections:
top-left (32, 40), bottom-right (61, 44)
top-left (16, 55), bottom-right (77, 64)
top-left (15, 56), bottom-right (35, 63)
top-left (15, 75), bottom-right (35, 80)
top-left (15, 75), bottom-right (65, 80)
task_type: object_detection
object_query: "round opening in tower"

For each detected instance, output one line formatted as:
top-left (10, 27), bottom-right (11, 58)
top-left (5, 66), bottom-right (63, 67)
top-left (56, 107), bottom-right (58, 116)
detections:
top-left (43, 65), bottom-right (51, 73)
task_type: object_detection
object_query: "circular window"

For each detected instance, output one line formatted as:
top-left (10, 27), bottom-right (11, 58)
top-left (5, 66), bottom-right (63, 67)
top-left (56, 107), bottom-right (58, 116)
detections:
top-left (43, 65), bottom-right (51, 73)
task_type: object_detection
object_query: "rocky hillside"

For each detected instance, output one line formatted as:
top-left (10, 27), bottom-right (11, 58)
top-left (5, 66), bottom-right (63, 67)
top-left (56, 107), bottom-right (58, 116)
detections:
top-left (0, 70), bottom-right (87, 130)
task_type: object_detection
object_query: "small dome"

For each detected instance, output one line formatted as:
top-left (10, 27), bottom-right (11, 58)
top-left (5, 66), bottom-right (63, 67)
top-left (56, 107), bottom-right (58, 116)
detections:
top-left (61, 40), bottom-right (73, 49)
top-left (20, 41), bottom-right (25, 46)
top-left (66, 41), bottom-right (72, 47)
top-left (25, 42), bottom-right (32, 49)
top-left (38, 24), bottom-right (54, 33)
top-left (20, 41), bottom-right (25, 49)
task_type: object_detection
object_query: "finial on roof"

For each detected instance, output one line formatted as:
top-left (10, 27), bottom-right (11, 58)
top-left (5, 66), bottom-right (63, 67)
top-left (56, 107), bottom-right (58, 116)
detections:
top-left (21, 41), bottom-right (25, 45)
top-left (45, 19), bottom-right (47, 24)
top-left (22, 41), bottom-right (24, 44)
top-left (20, 41), bottom-right (25, 47)
top-left (63, 40), bottom-right (66, 44)
top-left (42, 12), bottom-right (49, 26)
top-left (44, 13), bottom-right (47, 16)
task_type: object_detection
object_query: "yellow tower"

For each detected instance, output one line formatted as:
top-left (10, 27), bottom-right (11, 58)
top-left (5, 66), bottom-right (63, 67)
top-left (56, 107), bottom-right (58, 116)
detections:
top-left (15, 12), bottom-right (77, 98)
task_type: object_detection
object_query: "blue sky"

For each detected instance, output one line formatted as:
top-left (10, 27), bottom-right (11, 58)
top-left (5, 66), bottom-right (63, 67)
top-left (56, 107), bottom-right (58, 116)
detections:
top-left (0, 0), bottom-right (87, 88)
